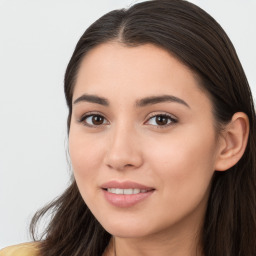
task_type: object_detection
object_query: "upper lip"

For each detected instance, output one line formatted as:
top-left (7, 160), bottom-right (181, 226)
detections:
top-left (101, 180), bottom-right (155, 190)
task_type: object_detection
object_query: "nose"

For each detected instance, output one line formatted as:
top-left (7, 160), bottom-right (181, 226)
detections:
top-left (103, 124), bottom-right (143, 171)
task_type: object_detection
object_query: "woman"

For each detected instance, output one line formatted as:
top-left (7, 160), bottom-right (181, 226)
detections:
top-left (1, 0), bottom-right (255, 255)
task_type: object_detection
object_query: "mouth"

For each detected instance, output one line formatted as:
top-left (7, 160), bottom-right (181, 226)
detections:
top-left (103, 188), bottom-right (153, 194)
top-left (101, 181), bottom-right (155, 207)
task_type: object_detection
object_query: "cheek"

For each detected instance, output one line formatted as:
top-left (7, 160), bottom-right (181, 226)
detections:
top-left (146, 127), bottom-right (217, 194)
top-left (140, 131), bottom-right (216, 227)
top-left (68, 129), bottom-right (104, 190)
top-left (69, 134), bottom-right (106, 212)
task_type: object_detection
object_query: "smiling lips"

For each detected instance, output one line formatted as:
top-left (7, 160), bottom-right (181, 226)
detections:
top-left (107, 188), bottom-right (149, 194)
top-left (101, 181), bottom-right (155, 207)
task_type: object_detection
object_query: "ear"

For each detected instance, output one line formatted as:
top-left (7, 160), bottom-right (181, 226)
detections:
top-left (215, 112), bottom-right (249, 171)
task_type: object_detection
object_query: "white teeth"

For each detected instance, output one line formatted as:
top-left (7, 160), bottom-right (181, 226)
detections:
top-left (109, 188), bottom-right (115, 193)
top-left (116, 188), bottom-right (123, 194)
top-left (124, 189), bottom-right (133, 195)
top-left (133, 188), bottom-right (140, 194)
top-left (107, 188), bottom-right (148, 194)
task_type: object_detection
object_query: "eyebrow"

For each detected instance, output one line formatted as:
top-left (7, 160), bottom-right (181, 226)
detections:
top-left (135, 95), bottom-right (190, 108)
top-left (73, 94), bottom-right (109, 106)
top-left (73, 94), bottom-right (190, 108)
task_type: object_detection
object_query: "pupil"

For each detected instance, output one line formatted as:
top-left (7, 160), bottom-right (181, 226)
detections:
top-left (156, 116), bottom-right (168, 125)
top-left (93, 115), bottom-right (103, 125)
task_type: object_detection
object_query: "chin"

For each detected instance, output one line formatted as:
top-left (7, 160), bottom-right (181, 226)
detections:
top-left (98, 218), bottom-right (149, 238)
top-left (105, 226), bottom-right (151, 238)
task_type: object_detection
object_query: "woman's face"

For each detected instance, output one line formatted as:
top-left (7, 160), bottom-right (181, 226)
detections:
top-left (69, 42), bottom-right (221, 239)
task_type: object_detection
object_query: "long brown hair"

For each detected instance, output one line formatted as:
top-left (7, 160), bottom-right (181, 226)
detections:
top-left (30, 0), bottom-right (256, 255)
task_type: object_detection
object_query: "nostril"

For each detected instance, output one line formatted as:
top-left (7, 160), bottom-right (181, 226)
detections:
top-left (104, 146), bottom-right (143, 171)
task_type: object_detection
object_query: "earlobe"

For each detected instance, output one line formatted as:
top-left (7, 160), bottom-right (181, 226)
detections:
top-left (215, 112), bottom-right (249, 171)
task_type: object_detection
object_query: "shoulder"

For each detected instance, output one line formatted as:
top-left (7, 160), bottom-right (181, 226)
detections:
top-left (0, 242), bottom-right (40, 256)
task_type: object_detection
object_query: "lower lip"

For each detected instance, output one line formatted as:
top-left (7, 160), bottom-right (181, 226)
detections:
top-left (103, 190), bottom-right (154, 208)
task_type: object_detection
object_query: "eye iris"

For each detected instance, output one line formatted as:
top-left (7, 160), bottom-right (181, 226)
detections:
top-left (92, 115), bottom-right (104, 125)
top-left (156, 115), bottom-right (168, 125)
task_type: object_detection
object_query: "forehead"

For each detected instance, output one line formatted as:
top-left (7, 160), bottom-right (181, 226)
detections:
top-left (73, 42), bottom-right (210, 110)
top-left (76, 42), bottom-right (195, 85)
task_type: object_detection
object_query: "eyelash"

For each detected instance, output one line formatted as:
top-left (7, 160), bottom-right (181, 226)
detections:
top-left (78, 112), bottom-right (178, 128)
top-left (145, 112), bottom-right (178, 128)
top-left (78, 112), bottom-right (108, 128)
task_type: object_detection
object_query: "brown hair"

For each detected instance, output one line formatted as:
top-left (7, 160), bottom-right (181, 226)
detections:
top-left (30, 0), bottom-right (256, 255)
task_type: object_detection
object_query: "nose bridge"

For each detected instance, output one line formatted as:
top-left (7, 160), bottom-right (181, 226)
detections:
top-left (104, 120), bottom-right (143, 170)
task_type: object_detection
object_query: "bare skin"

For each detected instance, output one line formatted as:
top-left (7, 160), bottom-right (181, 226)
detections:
top-left (69, 42), bottom-right (249, 256)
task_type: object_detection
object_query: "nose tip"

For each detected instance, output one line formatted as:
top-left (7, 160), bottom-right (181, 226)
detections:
top-left (103, 129), bottom-right (143, 171)
top-left (105, 154), bottom-right (142, 171)
top-left (105, 149), bottom-right (142, 171)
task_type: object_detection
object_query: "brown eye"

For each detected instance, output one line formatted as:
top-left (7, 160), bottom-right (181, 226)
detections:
top-left (146, 114), bottom-right (177, 127)
top-left (92, 115), bottom-right (104, 125)
top-left (80, 114), bottom-right (108, 127)
top-left (155, 115), bottom-right (169, 125)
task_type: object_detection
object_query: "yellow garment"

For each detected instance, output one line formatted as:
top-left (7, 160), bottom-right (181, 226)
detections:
top-left (0, 243), bottom-right (40, 256)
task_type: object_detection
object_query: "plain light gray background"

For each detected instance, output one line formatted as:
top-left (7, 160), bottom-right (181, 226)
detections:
top-left (0, 0), bottom-right (255, 248)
